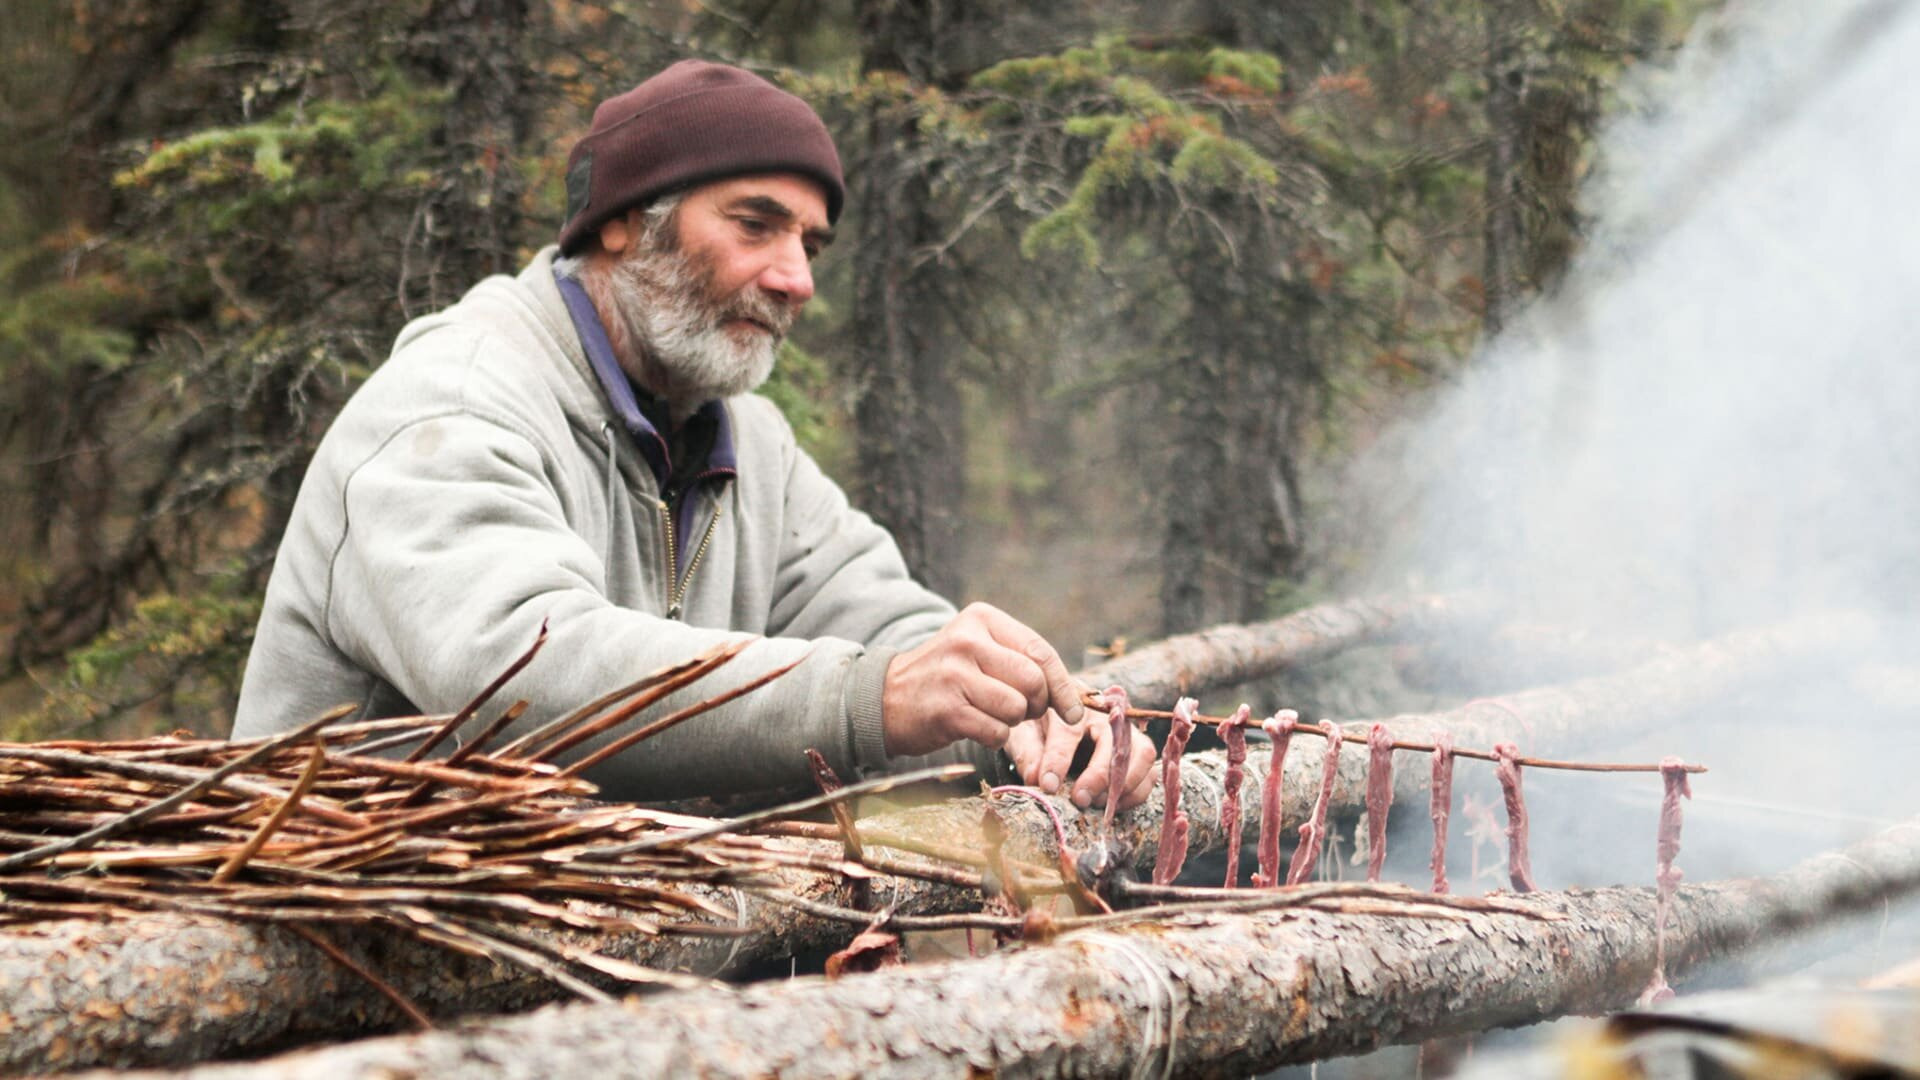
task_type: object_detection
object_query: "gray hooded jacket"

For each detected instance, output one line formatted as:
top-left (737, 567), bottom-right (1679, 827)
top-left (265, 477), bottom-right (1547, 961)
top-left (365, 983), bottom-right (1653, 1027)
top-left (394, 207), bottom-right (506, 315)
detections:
top-left (235, 247), bottom-right (991, 799)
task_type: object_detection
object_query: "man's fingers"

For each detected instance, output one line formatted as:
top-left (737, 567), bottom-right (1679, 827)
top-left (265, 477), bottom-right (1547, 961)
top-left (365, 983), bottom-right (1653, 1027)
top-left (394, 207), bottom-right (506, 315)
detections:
top-left (1118, 729), bottom-right (1157, 810)
top-left (1004, 719), bottom-right (1045, 785)
top-left (1036, 710), bottom-right (1084, 795)
top-left (970, 641), bottom-right (1051, 721)
top-left (970, 603), bottom-right (1085, 726)
top-left (956, 667), bottom-right (1034, 731)
top-left (940, 702), bottom-right (1017, 750)
top-left (1071, 718), bottom-right (1116, 809)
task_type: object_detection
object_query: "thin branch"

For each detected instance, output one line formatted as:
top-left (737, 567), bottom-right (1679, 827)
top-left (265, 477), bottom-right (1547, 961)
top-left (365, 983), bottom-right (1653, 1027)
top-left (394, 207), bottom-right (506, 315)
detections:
top-left (1084, 692), bottom-right (1709, 775)
top-left (0, 704), bottom-right (353, 873)
top-left (211, 742), bottom-right (327, 884)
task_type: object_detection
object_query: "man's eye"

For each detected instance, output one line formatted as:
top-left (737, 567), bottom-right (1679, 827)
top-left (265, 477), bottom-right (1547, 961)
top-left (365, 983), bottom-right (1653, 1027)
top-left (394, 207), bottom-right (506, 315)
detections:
top-left (738, 217), bottom-right (770, 236)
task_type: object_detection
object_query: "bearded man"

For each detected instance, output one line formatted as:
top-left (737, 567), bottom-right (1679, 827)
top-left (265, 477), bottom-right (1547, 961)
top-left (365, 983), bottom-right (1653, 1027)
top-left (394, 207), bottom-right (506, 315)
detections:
top-left (234, 60), bottom-right (1155, 808)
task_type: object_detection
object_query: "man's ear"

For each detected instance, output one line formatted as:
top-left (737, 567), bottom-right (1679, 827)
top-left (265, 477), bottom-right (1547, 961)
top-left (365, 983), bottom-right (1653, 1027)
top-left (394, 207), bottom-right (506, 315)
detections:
top-left (598, 216), bottom-right (630, 254)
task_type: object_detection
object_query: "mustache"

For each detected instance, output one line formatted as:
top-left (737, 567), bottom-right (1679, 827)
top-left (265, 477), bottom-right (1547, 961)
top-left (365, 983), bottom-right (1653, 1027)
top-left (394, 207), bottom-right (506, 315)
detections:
top-left (717, 287), bottom-right (795, 339)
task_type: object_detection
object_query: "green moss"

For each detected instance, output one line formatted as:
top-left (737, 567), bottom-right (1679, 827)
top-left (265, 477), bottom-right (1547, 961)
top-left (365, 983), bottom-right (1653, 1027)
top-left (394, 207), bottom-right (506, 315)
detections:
top-left (19, 575), bottom-right (261, 740)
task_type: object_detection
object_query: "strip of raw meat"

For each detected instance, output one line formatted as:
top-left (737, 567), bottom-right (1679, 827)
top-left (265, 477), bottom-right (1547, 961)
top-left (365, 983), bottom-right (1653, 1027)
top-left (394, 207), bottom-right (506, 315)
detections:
top-left (1638, 755), bottom-right (1693, 1005)
top-left (1253, 709), bottom-right (1298, 888)
top-left (1286, 722), bottom-right (1345, 886)
top-left (1365, 723), bottom-right (1395, 883)
top-left (1151, 697), bottom-right (1200, 886)
top-left (1099, 685), bottom-right (1131, 838)
top-left (1428, 729), bottom-right (1455, 894)
top-left (1492, 742), bottom-right (1537, 893)
top-left (1218, 704), bottom-right (1252, 888)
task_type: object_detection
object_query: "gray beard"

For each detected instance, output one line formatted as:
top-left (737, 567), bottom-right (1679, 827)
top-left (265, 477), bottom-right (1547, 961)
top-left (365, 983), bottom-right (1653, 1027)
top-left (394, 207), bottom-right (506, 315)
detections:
top-left (603, 244), bottom-right (788, 410)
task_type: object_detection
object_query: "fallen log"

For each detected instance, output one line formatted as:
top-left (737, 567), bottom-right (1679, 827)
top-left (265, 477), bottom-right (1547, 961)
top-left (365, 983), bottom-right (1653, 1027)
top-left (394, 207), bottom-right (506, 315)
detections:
top-left (1391, 621), bottom-right (1677, 694)
top-left (0, 609), bottom-right (1868, 1072)
top-left (0, 833), bottom-right (1001, 1076)
top-left (906, 610), bottom-right (1876, 878)
top-left (145, 817), bottom-right (1920, 1079)
top-left (1076, 592), bottom-right (1493, 703)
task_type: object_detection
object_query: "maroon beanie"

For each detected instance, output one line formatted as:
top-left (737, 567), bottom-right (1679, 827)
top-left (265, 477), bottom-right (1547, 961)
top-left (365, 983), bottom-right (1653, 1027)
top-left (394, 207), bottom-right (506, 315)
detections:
top-left (558, 60), bottom-right (845, 254)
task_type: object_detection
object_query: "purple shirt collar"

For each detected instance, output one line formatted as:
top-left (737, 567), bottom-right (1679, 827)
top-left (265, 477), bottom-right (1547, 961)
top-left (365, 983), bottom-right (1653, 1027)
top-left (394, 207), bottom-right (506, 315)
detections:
top-left (553, 269), bottom-right (737, 483)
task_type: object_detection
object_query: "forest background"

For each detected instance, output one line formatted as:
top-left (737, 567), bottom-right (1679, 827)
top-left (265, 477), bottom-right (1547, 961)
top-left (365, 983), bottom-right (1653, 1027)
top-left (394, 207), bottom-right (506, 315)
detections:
top-left (0, 0), bottom-right (1718, 739)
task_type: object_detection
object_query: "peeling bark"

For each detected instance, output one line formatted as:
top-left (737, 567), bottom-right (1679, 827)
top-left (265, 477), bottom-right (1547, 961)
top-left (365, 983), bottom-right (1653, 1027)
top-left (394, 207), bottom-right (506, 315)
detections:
top-left (146, 818), bottom-right (1920, 1079)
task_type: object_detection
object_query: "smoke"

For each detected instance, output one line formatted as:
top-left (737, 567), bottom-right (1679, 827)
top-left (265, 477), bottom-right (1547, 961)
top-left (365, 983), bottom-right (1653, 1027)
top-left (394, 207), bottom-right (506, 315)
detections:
top-left (1361, 0), bottom-right (1920, 889)
top-left (1399, 0), bottom-right (1920, 639)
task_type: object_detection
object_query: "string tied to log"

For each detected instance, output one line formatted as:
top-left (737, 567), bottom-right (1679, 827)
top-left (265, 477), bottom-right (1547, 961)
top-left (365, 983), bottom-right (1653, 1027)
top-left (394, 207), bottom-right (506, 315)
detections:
top-left (1080, 932), bottom-right (1183, 1080)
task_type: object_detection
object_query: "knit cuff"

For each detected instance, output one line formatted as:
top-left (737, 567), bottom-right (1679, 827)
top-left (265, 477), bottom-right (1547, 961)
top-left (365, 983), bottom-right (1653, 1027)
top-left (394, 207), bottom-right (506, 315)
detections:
top-left (846, 646), bottom-right (897, 775)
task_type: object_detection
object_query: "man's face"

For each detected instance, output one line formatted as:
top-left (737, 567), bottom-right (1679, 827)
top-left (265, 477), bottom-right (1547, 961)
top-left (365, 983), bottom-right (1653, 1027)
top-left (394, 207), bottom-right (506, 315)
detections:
top-left (601, 173), bottom-right (833, 408)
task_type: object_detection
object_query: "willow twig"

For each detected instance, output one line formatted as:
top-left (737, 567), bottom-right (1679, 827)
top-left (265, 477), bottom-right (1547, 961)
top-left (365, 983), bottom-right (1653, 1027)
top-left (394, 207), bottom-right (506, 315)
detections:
top-left (524, 639), bottom-right (753, 764)
top-left (0, 705), bottom-right (353, 873)
top-left (400, 621), bottom-right (548, 767)
top-left (212, 743), bottom-right (328, 884)
top-left (285, 923), bottom-right (434, 1031)
top-left (601, 765), bottom-right (976, 855)
top-left (1081, 692), bottom-right (1708, 775)
top-left (559, 650), bottom-right (811, 777)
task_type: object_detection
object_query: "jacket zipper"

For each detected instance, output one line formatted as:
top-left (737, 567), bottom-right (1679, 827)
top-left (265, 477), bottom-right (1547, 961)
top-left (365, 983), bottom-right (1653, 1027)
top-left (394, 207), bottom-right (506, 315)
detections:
top-left (659, 496), bottom-right (722, 620)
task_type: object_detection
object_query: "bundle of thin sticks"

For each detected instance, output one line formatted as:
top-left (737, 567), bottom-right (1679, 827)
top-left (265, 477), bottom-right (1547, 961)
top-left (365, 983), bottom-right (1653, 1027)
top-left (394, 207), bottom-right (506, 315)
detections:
top-left (0, 633), bottom-right (963, 1011)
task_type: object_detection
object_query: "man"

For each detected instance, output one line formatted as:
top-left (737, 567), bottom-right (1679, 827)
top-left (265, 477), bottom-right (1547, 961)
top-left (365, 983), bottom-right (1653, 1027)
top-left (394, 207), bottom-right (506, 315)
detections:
top-left (235, 60), bottom-right (1155, 808)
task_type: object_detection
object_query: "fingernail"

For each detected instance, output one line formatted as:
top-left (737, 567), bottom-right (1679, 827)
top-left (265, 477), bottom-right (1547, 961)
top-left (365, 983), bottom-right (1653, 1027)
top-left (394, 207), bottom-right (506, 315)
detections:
top-left (1041, 771), bottom-right (1060, 793)
top-left (1072, 788), bottom-right (1092, 808)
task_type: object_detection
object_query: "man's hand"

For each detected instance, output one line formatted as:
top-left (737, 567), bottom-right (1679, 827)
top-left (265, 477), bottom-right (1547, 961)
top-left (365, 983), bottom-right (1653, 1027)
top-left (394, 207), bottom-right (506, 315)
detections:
top-left (882, 602), bottom-right (1086, 760)
top-left (1005, 712), bottom-right (1156, 811)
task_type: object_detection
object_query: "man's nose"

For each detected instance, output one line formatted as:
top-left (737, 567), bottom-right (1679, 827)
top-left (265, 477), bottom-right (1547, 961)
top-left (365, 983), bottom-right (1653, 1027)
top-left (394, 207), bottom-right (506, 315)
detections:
top-left (758, 237), bottom-right (815, 307)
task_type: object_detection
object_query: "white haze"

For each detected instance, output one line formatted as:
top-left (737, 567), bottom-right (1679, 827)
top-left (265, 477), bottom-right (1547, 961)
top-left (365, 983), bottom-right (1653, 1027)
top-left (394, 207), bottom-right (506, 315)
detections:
top-left (1364, 0), bottom-right (1920, 889)
top-left (1404, 0), bottom-right (1920, 636)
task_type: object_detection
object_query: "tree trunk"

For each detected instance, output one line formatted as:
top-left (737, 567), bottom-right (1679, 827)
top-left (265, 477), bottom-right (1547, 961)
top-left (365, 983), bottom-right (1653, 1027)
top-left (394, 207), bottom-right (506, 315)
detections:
top-left (1482, 7), bottom-right (1527, 335)
top-left (150, 816), bottom-right (1920, 1079)
top-left (1157, 208), bottom-right (1312, 636)
top-left (403, 0), bottom-right (530, 309)
top-left (0, 840), bottom-right (989, 1075)
top-left (848, 0), bottom-right (967, 599)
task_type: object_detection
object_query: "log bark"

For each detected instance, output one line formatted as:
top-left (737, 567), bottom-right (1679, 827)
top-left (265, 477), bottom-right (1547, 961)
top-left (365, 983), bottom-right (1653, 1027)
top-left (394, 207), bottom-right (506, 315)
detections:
top-left (140, 816), bottom-right (1920, 1079)
top-left (1078, 591), bottom-right (1495, 705)
top-left (0, 609), bottom-right (1869, 1072)
top-left (0, 851), bottom-right (979, 1074)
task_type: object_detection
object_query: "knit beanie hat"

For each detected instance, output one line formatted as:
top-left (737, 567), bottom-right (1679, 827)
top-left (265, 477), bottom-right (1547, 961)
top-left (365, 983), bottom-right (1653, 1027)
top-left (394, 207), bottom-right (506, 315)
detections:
top-left (558, 60), bottom-right (845, 254)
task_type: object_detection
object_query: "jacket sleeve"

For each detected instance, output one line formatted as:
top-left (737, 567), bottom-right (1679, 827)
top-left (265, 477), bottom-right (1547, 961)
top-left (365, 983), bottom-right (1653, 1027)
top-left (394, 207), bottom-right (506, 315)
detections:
top-left (749, 399), bottom-right (1013, 781)
top-left (321, 409), bottom-right (901, 802)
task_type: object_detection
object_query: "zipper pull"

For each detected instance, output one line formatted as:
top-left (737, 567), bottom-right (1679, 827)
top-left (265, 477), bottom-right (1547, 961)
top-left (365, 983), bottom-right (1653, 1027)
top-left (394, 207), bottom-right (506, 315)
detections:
top-left (666, 601), bottom-right (682, 620)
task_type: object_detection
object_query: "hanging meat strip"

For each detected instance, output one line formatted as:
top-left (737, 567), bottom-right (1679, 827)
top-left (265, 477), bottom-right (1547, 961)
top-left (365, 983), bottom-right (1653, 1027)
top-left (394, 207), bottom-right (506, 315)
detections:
top-left (1639, 755), bottom-right (1693, 1005)
top-left (1364, 723), bottom-right (1396, 883)
top-left (1218, 704), bottom-right (1252, 889)
top-left (1286, 721), bottom-right (1345, 886)
top-left (1253, 709), bottom-right (1299, 888)
top-left (1428, 729), bottom-right (1456, 894)
top-left (1492, 742), bottom-right (1537, 893)
top-left (1151, 697), bottom-right (1199, 886)
top-left (1099, 685), bottom-right (1132, 839)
